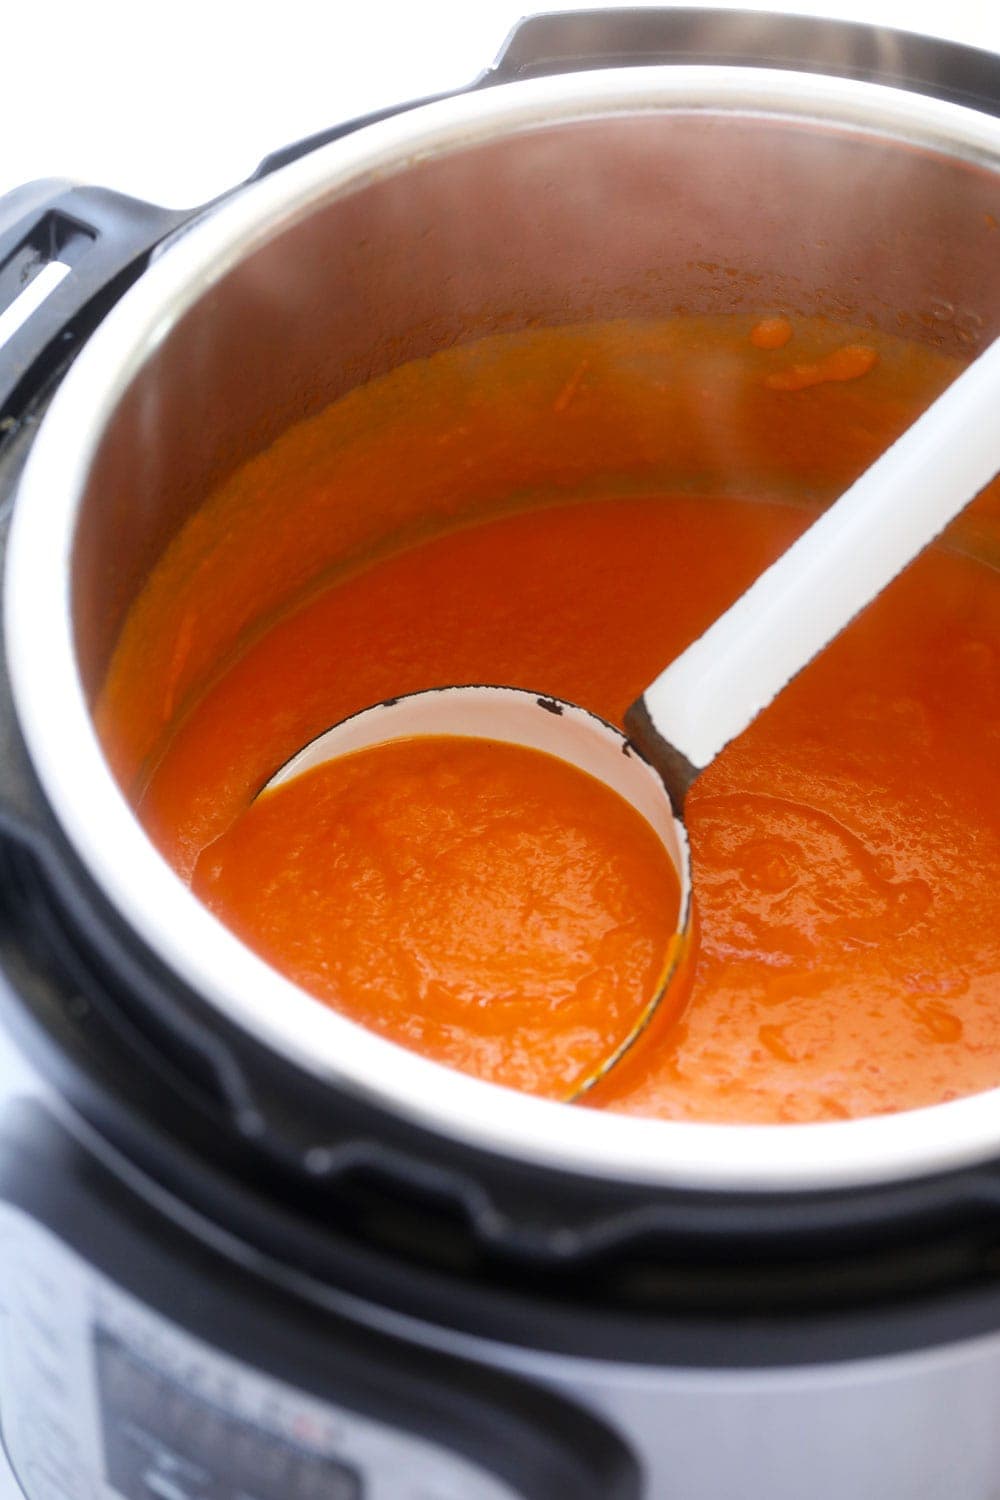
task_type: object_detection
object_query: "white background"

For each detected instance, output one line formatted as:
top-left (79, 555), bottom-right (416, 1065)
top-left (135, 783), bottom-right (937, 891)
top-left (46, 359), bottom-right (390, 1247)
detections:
top-left (2, 0), bottom-right (1000, 207)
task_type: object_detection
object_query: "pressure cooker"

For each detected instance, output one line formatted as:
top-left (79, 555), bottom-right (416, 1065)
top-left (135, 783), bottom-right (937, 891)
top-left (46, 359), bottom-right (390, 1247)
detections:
top-left (5, 9), bottom-right (1000, 1497)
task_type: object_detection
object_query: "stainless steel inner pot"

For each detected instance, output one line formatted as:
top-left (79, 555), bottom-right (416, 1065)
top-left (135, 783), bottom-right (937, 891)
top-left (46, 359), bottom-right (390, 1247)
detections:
top-left (9, 67), bottom-right (1000, 1195)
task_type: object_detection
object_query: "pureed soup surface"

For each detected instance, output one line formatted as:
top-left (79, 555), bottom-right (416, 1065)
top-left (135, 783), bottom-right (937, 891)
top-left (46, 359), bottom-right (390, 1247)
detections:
top-left (193, 737), bottom-right (683, 1099)
top-left (98, 315), bottom-right (1000, 1124)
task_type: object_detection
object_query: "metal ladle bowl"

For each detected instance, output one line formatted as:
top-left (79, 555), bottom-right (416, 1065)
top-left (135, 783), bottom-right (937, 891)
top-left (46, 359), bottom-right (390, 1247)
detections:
top-left (261, 331), bottom-right (1000, 1092)
top-left (263, 685), bottom-right (692, 1099)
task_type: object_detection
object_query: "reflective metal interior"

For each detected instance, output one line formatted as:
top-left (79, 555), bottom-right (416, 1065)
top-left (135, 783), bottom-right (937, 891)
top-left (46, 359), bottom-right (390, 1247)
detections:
top-left (11, 69), bottom-right (1000, 1191)
top-left (71, 93), bottom-right (1000, 700)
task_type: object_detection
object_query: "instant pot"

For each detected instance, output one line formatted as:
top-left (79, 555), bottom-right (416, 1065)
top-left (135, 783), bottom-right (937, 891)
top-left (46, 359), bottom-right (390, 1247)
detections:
top-left (7, 10), bottom-right (1000, 1497)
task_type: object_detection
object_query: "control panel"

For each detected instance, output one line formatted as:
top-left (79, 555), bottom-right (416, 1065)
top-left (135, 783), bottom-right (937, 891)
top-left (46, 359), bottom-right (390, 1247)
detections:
top-left (0, 1200), bottom-right (522, 1500)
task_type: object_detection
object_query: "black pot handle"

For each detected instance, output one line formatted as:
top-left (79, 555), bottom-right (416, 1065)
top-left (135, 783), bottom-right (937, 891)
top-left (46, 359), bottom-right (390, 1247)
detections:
top-left (6, 7), bottom-right (1000, 437)
top-left (0, 182), bottom-right (192, 433)
top-left (484, 6), bottom-right (1000, 117)
top-left (0, 95), bottom-right (463, 435)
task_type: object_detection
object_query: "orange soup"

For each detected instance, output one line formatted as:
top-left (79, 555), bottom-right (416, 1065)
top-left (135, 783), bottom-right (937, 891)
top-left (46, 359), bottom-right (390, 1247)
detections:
top-left (97, 315), bottom-right (1000, 1124)
top-left (193, 737), bottom-right (683, 1099)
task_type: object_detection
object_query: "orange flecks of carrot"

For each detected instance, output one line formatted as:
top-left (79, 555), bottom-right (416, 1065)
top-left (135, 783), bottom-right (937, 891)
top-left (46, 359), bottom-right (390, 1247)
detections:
top-left (552, 358), bottom-right (591, 413)
top-left (161, 608), bottom-right (197, 724)
top-left (765, 343), bottom-right (879, 392)
top-left (750, 315), bottom-right (793, 350)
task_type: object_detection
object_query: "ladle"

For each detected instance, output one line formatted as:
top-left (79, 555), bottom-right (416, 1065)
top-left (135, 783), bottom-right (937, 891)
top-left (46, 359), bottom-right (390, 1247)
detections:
top-left (262, 334), bottom-right (1000, 1095)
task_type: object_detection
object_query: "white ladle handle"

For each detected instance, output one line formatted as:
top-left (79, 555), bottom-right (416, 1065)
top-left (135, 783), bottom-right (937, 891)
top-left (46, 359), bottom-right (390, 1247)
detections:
top-left (629, 334), bottom-right (1000, 805)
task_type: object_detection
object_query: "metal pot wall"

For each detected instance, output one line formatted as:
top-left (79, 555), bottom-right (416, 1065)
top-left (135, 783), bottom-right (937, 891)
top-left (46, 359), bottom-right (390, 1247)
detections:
top-left (9, 31), bottom-right (1000, 1197)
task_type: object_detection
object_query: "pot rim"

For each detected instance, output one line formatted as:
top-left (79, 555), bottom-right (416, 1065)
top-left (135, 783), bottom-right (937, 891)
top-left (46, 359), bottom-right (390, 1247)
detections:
top-left (8, 64), bottom-right (1000, 1196)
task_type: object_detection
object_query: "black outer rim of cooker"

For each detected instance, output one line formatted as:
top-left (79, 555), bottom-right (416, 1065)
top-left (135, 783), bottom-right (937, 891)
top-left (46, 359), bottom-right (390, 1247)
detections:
top-left (5, 8), bottom-right (1000, 1372)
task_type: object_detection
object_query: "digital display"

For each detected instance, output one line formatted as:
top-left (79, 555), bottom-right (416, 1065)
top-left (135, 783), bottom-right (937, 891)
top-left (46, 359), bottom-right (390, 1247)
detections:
top-left (94, 1330), bottom-right (363, 1500)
